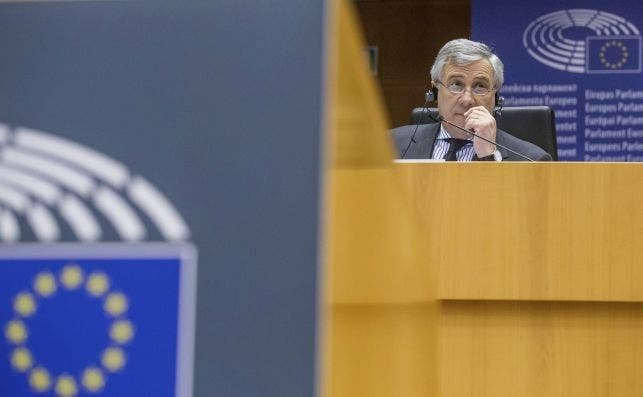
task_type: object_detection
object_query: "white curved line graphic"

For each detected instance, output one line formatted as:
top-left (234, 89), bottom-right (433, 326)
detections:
top-left (0, 165), bottom-right (61, 204)
top-left (0, 183), bottom-right (30, 211)
top-left (1, 147), bottom-right (96, 197)
top-left (546, 43), bottom-right (572, 57)
top-left (570, 58), bottom-right (585, 66)
top-left (93, 186), bottom-right (145, 241)
top-left (570, 11), bottom-right (594, 25)
top-left (0, 125), bottom-right (191, 242)
top-left (27, 203), bottom-right (60, 241)
top-left (527, 48), bottom-right (567, 71)
top-left (128, 176), bottom-right (190, 241)
top-left (530, 24), bottom-right (540, 47)
top-left (59, 194), bottom-right (101, 241)
top-left (597, 12), bottom-right (625, 24)
top-left (548, 28), bottom-right (556, 44)
top-left (591, 17), bottom-right (625, 32)
top-left (535, 46), bottom-right (569, 63)
top-left (559, 37), bottom-right (577, 48)
top-left (626, 22), bottom-right (640, 34)
top-left (567, 65), bottom-right (584, 73)
top-left (523, 21), bottom-right (536, 47)
top-left (550, 14), bottom-right (570, 26)
top-left (0, 208), bottom-right (20, 242)
top-left (14, 127), bottom-right (130, 188)
top-left (539, 25), bottom-right (548, 45)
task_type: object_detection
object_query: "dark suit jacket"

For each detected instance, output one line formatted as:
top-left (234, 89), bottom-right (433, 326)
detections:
top-left (391, 122), bottom-right (552, 161)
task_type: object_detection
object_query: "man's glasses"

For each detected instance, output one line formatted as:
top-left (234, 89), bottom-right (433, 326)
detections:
top-left (435, 80), bottom-right (493, 96)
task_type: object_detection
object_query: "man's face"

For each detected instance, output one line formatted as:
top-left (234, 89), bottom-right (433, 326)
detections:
top-left (435, 59), bottom-right (496, 137)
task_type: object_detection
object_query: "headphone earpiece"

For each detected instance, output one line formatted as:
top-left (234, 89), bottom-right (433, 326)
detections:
top-left (425, 86), bottom-right (438, 103)
top-left (493, 94), bottom-right (505, 117)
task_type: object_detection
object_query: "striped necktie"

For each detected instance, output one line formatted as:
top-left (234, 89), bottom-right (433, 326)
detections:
top-left (443, 138), bottom-right (470, 161)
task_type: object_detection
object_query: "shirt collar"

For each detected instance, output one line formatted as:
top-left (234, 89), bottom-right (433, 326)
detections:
top-left (438, 124), bottom-right (473, 142)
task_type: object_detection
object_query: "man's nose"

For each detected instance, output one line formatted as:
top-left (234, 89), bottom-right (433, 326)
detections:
top-left (458, 89), bottom-right (475, 106)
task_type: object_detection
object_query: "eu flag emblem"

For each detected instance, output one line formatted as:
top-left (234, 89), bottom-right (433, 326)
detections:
top-left (0, 244), bottom-right (196, 397)
top-left (587, 36), bottom-right (642, 73)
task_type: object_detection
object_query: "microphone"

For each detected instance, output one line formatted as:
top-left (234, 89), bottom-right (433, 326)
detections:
top-left (400, 98), bottom-right (432, 159)
top-left (427, 113), bottom-right (536, 162)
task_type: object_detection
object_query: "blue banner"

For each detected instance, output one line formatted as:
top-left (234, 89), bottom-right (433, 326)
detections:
top-left (0, 2), bottom-right (323, 396)
top-left (1, 245), bottom-right (196, 397)
top-left (473, 2), bottom-right (643, 161)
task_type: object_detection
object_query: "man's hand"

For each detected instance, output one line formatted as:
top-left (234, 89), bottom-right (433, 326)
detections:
top-left (464, 106), bottom-right (496, 157)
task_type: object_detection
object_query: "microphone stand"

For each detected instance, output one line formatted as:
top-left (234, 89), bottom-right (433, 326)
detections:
top-left (400, 100), bottom-right (432, 159)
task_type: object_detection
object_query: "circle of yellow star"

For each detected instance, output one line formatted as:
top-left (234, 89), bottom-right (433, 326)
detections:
top-left (13, 292), bottom-right (37, 317)
top-left (81, 366), bottom-right (105, 392)
top-left (5, 319), bottom-right (28, 344)
top-left (86, 272), bottom-right (110, 297)
top-left (55, 374), bottom-right (78, 397)
top-left (104, 292), bottom-right (129, 317)
top-left (29, 367), bottom-right (52, 392)
top-left (599, 40), bottom-right (628, 69)
top-left (9, 266), bottom-right (135, 394)
top-left (10, 347), bottom-right (33, 372)
top-left (34, 271), bottom-right (57, 297)
top-left (109, 320), bottom-right (135, 344)
top-left (60, 265), bottom-right (84, 290)
top-left (101, 347), bottom-right (126, 372)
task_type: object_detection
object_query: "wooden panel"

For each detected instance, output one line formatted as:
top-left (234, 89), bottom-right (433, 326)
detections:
top-left (395, 162), bottom-right (643, 301)
top-left (328, 303), bottom-right (437, 397)
top-left (321, 2), bottom-right (439, 397)
top-left (354, 0), bottom-right (470, 127)
top-left (439, 301), bottom-right (643, 396)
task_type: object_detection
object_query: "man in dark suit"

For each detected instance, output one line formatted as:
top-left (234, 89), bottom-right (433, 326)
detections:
top-left (392, 39), bottom-right (551, 161)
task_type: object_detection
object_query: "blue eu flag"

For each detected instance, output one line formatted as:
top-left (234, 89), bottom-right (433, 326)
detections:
top-left (0, 244), bottom-right (196, 397)
top-left (587, 36), bottom-right (641, 73)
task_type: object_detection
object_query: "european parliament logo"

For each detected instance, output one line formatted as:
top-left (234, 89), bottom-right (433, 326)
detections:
top-left (0, 125), bottom-right (197, 396)
top-left (523, 9), bottom-right (641, 74)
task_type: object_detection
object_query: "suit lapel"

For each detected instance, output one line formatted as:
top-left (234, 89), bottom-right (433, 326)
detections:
top-left (412, 123), bottom-right (439, 159)
top-left (495, 130), bottom-right (511, 160)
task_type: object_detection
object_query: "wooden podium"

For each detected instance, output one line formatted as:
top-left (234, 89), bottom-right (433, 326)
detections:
top-left (316, 3), bottom-right (643, 395)
top-left (395, 162), bottom-right (643, 396)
